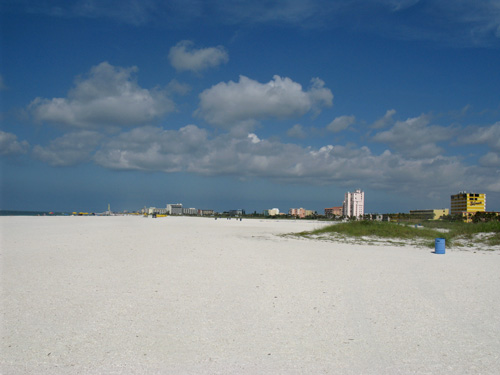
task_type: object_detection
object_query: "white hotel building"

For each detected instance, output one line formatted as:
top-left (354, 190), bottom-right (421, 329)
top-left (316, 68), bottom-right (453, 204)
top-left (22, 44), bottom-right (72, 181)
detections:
top-left (343, 189), bottom-right (364, 218)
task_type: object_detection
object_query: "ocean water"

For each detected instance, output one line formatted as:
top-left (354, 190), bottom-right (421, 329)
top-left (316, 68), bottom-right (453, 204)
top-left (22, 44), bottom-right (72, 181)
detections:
top-left (0, 210), bottom-right (70, 216)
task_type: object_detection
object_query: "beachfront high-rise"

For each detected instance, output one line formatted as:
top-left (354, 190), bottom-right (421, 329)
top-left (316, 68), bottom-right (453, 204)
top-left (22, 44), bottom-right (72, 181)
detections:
top-left (450, 192), bottom-right (485, 221)
top-left (343, 189), bottom-right (364, 219)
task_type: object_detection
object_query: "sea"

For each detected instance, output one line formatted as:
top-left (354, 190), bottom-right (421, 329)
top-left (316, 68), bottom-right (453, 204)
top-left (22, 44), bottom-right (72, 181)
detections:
top-left (0, 210), bottom-right (71, 216)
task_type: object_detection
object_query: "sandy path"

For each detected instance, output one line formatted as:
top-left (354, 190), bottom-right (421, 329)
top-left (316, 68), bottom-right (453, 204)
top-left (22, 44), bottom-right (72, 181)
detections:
top-left (1, 216), bottom-right (499, 374)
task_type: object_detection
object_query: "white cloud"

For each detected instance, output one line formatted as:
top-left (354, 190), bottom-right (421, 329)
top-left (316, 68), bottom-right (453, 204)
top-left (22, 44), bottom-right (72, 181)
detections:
top-left (168, 40), bottom-right (229, 73)
top-left (197, 75), bottom-right (333, 129)
top-left (0, 131), bottom-right (29, 155)
top-left (458, 122), bottom-right (500, 151)
top-left (479, 152), bottom-right (500, 168)
top-left (287, 124), bottom-right (307, 139)
top-left (326, 115), bottom-right (355, 133)
top-left (32, 131), bottom-right (103, 166)
top-left (166, 79), bottom-right (191, 95)
top-left (29, 62), bottom-right (175, 129)
top-left (372, 114), bottom-right (454, 158)
top-left (248, 133), bottom-right (261, 144)
top-left (24, 118), bottom-right (499, 197)
top-left (90, 125), bottom-right (472, 195)
top-left (372, 109), bottom-right (396, 129)
top-left (94, 125), bottom-right (209, 172)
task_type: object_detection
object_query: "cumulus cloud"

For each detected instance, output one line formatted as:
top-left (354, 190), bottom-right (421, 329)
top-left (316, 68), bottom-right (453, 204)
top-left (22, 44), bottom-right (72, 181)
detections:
top-left (23, 116), bottom-right (498, 196)
top-left (168, 40), bottom-right (229, 73)
top-left (479, 152), bottom-right (500, 168)
top-left (32, 131), bottom-right (103, 166)
top-left (372, 114), bottom-right (455, 158)
top-left (0, 131), bottom-right (29, 155)
top-left (197, 75), bottom-right (333, 129)
top-left (89, 125), bottom-right (476, 195)
top-left (287, 124), bottom-right (307, 139)
top-left (94, 125), bottom-right (209, 172)
top-left (458, 122), bottom-right (500, 151)
top-left (326, 115), bottom-right (355, 133)
top-left (166, 79), bottom-right (191, 95)
top-left (372, 109), bottom-right (396, 129)
top-left (29, 62), bottom-right (175, 129)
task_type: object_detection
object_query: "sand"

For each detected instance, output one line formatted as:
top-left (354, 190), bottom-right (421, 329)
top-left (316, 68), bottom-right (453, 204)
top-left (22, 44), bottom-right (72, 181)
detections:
top-left (1, 215), bottom-right (499, 374)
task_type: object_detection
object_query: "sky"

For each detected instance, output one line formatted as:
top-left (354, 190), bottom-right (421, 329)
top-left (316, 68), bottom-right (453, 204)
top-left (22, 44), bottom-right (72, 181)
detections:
top-left (1, 0), bottom-right (500, 214)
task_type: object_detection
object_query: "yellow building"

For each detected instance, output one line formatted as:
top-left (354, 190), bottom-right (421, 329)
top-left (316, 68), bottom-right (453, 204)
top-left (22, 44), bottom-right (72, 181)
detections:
top-left (410, 209), bottom-right (449, 220)
top-left (450, 192), bottom-right (486, 221)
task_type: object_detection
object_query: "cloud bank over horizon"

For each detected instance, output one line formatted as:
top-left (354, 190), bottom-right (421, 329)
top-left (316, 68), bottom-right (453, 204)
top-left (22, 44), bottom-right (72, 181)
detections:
top-left (2, 60), bottom-right (495, 199)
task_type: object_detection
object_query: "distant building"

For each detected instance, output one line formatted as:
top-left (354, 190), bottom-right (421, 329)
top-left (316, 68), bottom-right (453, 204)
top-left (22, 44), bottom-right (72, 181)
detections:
top-left (147, 207), bottom-right (167, 215)
top-left (365, 213), bottom-right (390, 222)
top-left (305, 209), bottom-right (315, 217)
top-left (289, 208), bottom-right (304, 218)
top-left (450, 192), bottom-right (486, 222)
top-left (263, 208), bottom-right (280, 217)
top-left (451, 192), bottom-right (486, 215)
top-left (198, 209), bottom-right (214, 216)
top-left (183, 207), bottom-right (197, 215)
top-left (324, 206), bottom-right (343, 217)
top-left (343, 189), bottom-right (364, 218)
top-left (167, 203), bottom-right (183, 215)
top-left (229, 209), bottom-right (245, 216)
top-left (410, 209), bottom-right (449, 220)
top-left (289, 208), bottom-right (315, 218)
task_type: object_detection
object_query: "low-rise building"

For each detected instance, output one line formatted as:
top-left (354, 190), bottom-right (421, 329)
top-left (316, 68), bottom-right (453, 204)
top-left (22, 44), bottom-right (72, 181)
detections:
top-left (183, 207), bottom-right (197, 215)
top-left (146, 207), bottom-right (167, 215)
top-left (325, 206), bottom-right (343, 217)
top-left (229, 209), bottom-right (245, 216)
top-left (365, 213), bottom-right (391, 222)
top-left (198, 209), bottom-right (214, 216)
top-left (263, 208), bottom-right (280, 216)
top-left (289, 208), bottom-right (315, 218)
top-left (409, 209), bottom-right (449, 220)
top-left (289, 208), bottom-right (304, 218)
top-left (167, 203), bottom-right (183, 215)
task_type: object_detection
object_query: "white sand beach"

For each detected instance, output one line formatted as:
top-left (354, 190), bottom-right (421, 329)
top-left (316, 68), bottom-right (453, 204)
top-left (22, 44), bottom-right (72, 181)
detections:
top-left (1, 216), bottom-right (499, 374)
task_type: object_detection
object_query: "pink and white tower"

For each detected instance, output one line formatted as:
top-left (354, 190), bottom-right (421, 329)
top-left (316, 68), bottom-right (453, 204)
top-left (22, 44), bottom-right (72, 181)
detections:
top-left (343, 189), bottom-right (364, 219)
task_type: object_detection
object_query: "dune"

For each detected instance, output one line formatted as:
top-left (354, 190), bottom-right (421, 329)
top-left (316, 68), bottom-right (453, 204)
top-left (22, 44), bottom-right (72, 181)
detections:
top-left (1, 216), bottom-right (499, 374)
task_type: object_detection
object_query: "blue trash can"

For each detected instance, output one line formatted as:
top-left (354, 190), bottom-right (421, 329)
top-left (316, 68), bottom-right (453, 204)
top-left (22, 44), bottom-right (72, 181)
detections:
top-left (435, 238), bottom-right (445, 254)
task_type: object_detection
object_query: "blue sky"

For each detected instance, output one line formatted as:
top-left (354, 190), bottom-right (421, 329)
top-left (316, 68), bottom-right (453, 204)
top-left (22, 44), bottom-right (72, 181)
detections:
top-left (1, 0), bottom-right (500, 214)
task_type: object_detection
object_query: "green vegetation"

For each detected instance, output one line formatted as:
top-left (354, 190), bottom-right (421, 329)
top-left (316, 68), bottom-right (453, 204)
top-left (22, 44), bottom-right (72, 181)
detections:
top-left (421, 220), bottom-right (500, 246)
top-left (293, 220), bottom-right (500, 249)
top-left (486, 232), bottom-right (500, 246)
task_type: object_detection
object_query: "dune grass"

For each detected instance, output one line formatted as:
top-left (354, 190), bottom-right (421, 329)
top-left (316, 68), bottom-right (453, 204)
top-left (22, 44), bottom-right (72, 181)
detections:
top-left (294, 220), bottom-right (500, 248)
top-left (421, 221), bottom-right (500, 246)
